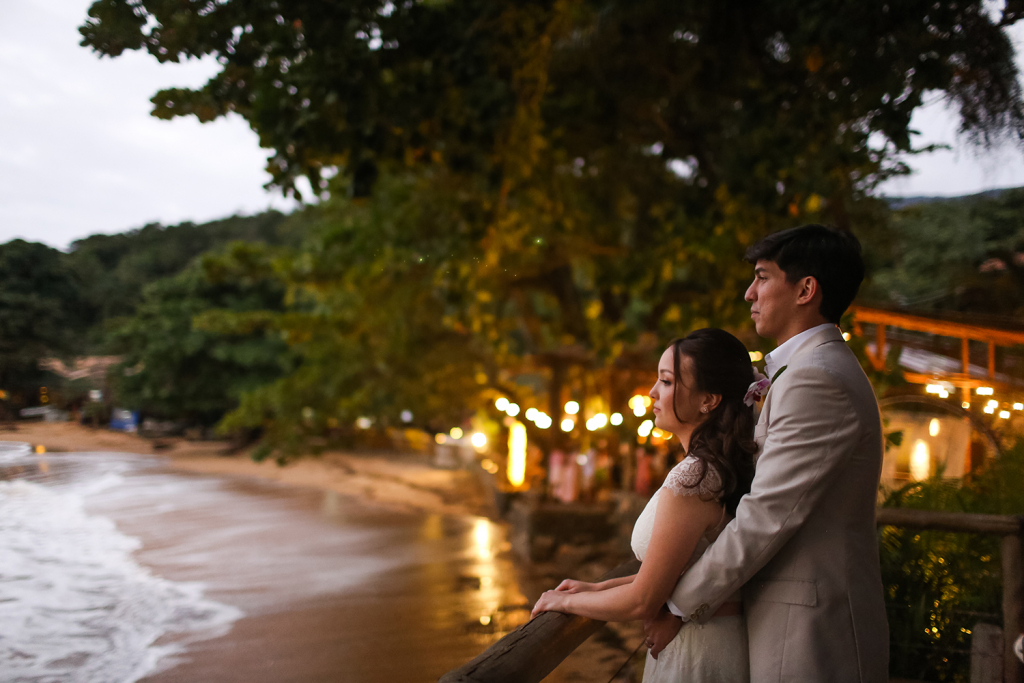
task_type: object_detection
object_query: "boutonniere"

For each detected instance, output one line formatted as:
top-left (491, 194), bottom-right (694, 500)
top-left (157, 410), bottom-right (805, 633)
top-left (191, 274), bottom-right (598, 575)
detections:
top-left (744, 369), bottom-right (772, 407)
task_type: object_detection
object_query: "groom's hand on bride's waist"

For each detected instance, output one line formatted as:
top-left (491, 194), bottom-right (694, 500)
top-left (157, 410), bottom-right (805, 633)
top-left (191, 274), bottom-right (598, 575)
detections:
top-left (643, 606), bottom-right (682, 659)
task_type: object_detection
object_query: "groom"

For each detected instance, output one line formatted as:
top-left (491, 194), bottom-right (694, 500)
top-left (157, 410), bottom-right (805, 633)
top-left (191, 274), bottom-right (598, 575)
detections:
top-left (646, 224), bottom-right (889, 682)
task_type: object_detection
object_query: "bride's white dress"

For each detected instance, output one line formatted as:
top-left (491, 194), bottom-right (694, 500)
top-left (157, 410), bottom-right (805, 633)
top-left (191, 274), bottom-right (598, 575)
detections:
top-left (631, 455), bottom-right (750, 683)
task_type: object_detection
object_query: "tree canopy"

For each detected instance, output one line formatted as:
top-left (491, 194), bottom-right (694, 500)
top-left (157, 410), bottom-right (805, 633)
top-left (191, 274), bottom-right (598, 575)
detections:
top-left (77, 1), bottom-right (1024, 454)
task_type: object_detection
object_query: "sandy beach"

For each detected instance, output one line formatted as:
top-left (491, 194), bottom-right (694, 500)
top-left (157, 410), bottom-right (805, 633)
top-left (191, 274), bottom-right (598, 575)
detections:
top-left (3, 421), bottom-right (646, 682)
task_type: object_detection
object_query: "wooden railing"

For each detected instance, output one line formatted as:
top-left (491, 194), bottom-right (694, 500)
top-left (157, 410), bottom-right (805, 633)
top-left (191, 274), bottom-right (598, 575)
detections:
top-left (438, 559), bottom-right (640, 683)
top-left (875, 508), bottom-right (1024, 683)
top-left (439, 509), bottom-right (1024, 683)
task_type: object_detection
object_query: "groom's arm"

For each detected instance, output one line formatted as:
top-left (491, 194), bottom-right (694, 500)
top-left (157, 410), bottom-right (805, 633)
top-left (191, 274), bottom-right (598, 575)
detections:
top-left (667, 363), bottom-right (866, 622)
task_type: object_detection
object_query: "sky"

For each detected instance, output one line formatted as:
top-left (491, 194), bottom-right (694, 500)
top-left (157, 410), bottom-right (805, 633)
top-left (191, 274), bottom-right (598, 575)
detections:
top-left (5, 1), bottom-right (1024, 250)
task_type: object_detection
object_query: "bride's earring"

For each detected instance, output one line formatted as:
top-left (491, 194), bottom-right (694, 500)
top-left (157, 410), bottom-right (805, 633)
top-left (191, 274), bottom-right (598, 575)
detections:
top-left (701, 407), bottom-right (708, 413)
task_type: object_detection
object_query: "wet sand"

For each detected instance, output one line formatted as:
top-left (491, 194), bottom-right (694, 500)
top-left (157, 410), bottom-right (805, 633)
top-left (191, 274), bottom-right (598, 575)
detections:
top-left (14, 424), bottom-right (646, 682)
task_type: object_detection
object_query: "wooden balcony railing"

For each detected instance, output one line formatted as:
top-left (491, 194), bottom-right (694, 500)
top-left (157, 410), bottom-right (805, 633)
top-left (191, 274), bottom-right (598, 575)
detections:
top-left (439, 509), bottom-right (1024, 683)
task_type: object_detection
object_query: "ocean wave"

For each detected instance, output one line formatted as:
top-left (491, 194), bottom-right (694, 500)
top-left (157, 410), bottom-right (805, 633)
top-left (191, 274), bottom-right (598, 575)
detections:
top-left (0, 478), bottom-right (242, 683)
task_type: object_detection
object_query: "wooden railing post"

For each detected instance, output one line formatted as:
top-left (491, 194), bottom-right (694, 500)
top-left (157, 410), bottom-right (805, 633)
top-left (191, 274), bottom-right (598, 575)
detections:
top-left (1004, 532), bottom-right (1024, 683)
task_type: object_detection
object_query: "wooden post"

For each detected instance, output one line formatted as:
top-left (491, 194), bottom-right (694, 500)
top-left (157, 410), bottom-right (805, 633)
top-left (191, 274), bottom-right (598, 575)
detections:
top-left (1003, 533), bottom-right (1024, 683)
top-left (990, 342), bottom-right (998, 380)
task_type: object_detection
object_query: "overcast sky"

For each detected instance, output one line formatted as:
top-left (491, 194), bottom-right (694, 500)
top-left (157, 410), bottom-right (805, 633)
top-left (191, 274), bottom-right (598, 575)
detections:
top-left (6, 1), bottom-right (1024, 251)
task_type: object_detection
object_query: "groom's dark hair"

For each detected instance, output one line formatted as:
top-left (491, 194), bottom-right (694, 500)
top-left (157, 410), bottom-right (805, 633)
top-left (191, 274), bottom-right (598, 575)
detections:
top-left (745, 224), bottom-right (864, 324)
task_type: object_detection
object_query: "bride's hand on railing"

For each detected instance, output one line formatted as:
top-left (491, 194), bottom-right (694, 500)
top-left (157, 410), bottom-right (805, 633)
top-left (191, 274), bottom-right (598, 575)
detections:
top-left (530, 589), bottom-right (569, 619)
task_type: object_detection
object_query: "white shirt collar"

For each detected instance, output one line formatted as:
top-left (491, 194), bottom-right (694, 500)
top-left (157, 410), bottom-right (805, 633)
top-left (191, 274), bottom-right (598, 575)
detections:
top-left (764, 323), bottom-right (836, 380)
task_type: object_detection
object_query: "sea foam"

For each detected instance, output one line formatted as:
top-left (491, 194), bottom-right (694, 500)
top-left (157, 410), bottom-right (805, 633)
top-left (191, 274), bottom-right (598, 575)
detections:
top-left (0, 473), bottom-right (241, 682)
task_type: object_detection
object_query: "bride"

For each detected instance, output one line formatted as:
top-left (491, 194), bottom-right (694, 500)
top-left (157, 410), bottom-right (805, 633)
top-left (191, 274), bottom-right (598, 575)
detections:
top-left (531, 328), bottom-right (758, 682)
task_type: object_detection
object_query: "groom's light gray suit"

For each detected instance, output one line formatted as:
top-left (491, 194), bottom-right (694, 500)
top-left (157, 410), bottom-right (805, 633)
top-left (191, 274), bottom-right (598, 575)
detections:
top-left (668, 325), bottom-right (889, 682)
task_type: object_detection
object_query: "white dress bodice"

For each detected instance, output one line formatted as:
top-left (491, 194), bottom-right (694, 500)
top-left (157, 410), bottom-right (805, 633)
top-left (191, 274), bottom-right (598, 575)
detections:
top-left (631, 455), bottom-right (740, 601)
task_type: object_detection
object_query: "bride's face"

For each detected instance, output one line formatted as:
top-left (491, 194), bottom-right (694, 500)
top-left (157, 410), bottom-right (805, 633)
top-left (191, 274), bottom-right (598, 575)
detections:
top-left (649, 346), bottom-right (710, 435)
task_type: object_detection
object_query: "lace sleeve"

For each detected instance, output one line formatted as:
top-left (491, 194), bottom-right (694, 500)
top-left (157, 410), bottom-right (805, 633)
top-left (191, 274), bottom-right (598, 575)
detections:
top-left (662, 455), bottom-right (723, 499)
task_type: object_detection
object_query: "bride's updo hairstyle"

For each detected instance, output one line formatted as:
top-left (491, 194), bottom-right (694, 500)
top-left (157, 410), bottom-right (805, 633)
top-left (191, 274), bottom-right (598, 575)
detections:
top-left (670, 328), bottom-right (757, 515)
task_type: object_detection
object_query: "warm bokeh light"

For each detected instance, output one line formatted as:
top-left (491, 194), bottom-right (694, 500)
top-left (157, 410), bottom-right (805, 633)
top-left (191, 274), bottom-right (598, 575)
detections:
top-left (560, 418), bottom-right (574, 432)
top-left (911, 439), bottom-right (930, 481)
top-left (987, 399), bottom-right (999, 408)
top-left (842, 332), bottom-right (852, 341)
top-left (638, 419), bottom-right (653, 437)
top-left (1000, 410), bottom-right (1011, 419)
top-left (495, 397), bottom-right (509, 411)
top-left (34, 445), bottom-right (45, 454)
top-left (505, 403), bottom-right (520, 417)
top-left (610, 412), bottom-right (623, 426)
top-left (473, 518), bottom-right (492, 561)
top-left (450, 427), bottom-right (464, 439)
top-left (984, 405), bottom-right (996, 414)
top-left (564, 401), bottom-right (579, 415)
top-left (977, 387), bottom-right (994, 396)
top-left (525, 408), bottom-right (538, 421)
top-left (435, 433), bottom-right (447, 444)
top-left (928, 418), bottom-right (940, 437)
top-left (749, 351), bottom-right (763, 361)
top-left (507, 422), bottom-right (527, 487)
top-left (1015, 403), bottom-right (1024, 411)
top-left (962, 401), bottom-right (971, 409)
top-left (471, 432), bottom-right (487, 448)
top-left (534, 414), bottom-right (552, 429)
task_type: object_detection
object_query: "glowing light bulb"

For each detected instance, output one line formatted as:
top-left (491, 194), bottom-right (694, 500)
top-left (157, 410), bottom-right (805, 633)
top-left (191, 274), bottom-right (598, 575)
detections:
top-left (471, 432), bottom-right (487, 448)
top-left (977, 387), bottom-right (994, 396)
top-left (928, 419), bottom-right (939, 437)
top-left (507, 422), bottom-right (526, 487)
top-left (610, 412), bottom-right (623, 426)
top-left (564, 401), bottom-right (580, 415)
top-left (506, 403), bottom-right (520, 417)
top-left (560, 418), bottom-right (575, 432)
top-left (495, 397), bottom-right (509, 411)
top-left (450, 427), bottom-right (464, 439)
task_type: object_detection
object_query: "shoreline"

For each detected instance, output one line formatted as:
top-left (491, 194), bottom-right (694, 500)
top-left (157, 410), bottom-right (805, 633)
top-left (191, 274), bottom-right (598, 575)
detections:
top-left (7, 421), bottom-right (491, 519)
top-left (6, 421), bottom-right (646, 682)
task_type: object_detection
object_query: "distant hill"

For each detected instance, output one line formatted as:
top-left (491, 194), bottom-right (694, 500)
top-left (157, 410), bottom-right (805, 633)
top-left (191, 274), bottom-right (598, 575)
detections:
top-left (66, 211), bottom-right (299, 325)
top-left (883, 186), bottom-right (1022, 210)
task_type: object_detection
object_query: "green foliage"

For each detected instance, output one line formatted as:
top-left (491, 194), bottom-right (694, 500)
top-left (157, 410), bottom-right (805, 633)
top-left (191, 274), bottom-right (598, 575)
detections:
top-left (77, 0), bottom-right (1024, 454)
top-left (880, 443), bottom-right (1024, 682)
top-left (67, 211), bottom-right (293, 330)
top-left (866, 189), bottom-right (1024, 315)
top-left (0, 240), bottom-right (88, 408)
top-left (109, 246), bottom-right (292, 426)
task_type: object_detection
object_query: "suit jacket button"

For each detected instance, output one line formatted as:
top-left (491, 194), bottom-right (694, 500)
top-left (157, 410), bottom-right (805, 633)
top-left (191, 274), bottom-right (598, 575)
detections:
top-left (700, 603), bottom-right (710, 611)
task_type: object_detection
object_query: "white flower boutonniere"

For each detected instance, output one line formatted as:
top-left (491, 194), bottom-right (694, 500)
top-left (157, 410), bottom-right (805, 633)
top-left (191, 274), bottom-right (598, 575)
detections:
top-left (744, 369), bottom-right (772, 407)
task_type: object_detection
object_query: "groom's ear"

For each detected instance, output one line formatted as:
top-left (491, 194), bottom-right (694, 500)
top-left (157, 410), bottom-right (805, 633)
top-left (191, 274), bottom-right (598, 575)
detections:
top-left (794, 275), bottom-right (821, 306)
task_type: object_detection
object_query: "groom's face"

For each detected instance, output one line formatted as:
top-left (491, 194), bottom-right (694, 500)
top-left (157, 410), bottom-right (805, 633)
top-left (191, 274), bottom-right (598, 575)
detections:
top-left (745, 259), bottom-right (801, 339)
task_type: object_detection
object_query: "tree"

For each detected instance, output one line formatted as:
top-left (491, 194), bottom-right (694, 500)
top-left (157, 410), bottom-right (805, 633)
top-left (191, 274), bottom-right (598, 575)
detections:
top-left (79, 0), bottom-right (1024, 455)
top-left (0, 240), bottom-right (88, 411)
top-left (109, 243), bottom-right (292, 426)
top-left (865, 189), bottom-right (1024, 316)
top-left (67, 210), bottom-right (293, 329)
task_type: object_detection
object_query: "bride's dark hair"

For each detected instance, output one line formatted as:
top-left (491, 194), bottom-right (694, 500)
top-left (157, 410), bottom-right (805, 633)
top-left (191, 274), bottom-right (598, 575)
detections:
top-left (670, 328), bottom-right (757, 516)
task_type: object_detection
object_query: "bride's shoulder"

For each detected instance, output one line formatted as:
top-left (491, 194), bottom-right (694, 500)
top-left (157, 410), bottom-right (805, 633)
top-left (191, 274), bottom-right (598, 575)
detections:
top-left (663, 455), bottom-right (723, 498)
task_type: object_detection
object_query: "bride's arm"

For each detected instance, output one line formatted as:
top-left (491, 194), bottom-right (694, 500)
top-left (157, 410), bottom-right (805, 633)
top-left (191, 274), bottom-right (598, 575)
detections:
top-left (531, 492), bottom-right (720, 622)
top-left (554, 575), bottom-right (636, 593)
